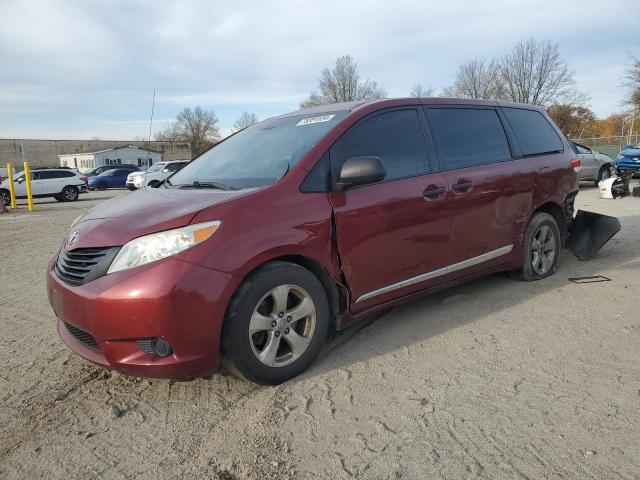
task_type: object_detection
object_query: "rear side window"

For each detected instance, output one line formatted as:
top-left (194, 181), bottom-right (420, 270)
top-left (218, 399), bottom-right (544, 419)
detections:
top-left (503, 107), bottom-right (563, 156)
top-left (38, 170), bottom-right (74, 179)
top-left (427, 108), bottom-right (511, 170)
top-left (331, 109), bottom-right (429, 182)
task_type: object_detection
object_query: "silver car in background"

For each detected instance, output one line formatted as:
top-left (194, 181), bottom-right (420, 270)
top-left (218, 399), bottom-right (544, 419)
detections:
top-left (570, 141), bottom-right (614, 186)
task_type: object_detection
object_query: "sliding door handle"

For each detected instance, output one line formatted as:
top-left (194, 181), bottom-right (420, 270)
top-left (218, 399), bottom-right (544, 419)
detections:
top-left (452, 181), bottom-right (472, 191)
top-left (423, 186), bottom-right (446, 199)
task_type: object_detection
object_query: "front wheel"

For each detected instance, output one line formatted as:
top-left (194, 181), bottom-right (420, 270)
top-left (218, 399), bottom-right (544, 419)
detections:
top-left (97, 182), bottom-right (108, 191)
top-left (221, 261), bottom-right (330, 385)
top-left (62, 186), bottom-right (79, 201)
top-left (513, 212), bottom-right (560, 281)
top-left (0, 189), bottom-right (10, 206)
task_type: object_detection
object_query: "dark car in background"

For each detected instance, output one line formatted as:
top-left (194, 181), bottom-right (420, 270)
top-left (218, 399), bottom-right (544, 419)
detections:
top-left (84, 164), bottom-right (140, 178)
top-left (48, 98), bottom-right (581, 385)
top-left (88, 168), bottom-right (138, 190)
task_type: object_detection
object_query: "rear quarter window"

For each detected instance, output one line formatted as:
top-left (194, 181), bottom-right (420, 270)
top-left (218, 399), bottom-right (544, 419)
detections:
top-left (503, 107), bottom-right (563, 156)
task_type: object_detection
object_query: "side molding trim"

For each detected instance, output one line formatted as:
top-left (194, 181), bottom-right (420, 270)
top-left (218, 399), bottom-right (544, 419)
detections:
top-left (355, 244), bottom-right (514, 303)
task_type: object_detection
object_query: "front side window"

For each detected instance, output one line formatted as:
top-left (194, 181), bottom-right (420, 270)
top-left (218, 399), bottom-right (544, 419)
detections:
top-left (171, 111), bottom-right (348, 189)
top-left (330, 109), bottom-right (429, 182)
top-left (503, 107), bottom-right (563, 156)
top-left (427, 108), bottom-right (511, 170)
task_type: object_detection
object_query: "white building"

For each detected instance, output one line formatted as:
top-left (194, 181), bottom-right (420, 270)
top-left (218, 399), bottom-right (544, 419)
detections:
top-left (58, 145), bottom-right (163, 172)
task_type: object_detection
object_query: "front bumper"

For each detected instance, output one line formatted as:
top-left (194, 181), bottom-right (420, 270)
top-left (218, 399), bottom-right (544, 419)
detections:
top-left (47, 255), bottom-right (240, 379)
top-left (616, 158), bottom-right (640, 173)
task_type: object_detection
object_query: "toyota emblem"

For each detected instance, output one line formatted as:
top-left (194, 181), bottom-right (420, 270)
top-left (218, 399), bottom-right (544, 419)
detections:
top-left (67, 230), bottom-right (80, 245)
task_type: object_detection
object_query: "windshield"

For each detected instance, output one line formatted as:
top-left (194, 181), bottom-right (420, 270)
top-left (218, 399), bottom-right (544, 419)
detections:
top-left (147, 164), bottom-right (164, 173)
top-left (170, 111), bottom-right (347, 189)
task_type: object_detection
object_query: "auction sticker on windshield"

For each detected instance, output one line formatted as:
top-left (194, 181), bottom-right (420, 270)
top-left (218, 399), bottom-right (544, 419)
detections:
top-left (296, 114), bottom-right (335, 126)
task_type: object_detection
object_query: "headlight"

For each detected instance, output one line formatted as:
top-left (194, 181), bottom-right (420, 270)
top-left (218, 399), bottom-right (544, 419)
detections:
top-left (107, 221), bottom-right (221, 274)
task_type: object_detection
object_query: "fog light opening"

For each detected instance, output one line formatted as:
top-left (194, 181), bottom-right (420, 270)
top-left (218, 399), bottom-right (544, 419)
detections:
top-left (151, 338), bottom-right (173, 357)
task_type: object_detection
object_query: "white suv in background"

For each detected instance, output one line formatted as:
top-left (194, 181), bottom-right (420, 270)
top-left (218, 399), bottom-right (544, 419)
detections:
top-left (0, 168), bottom-right (88, 205)
top-left (126, 160), bottom-right (189, 190)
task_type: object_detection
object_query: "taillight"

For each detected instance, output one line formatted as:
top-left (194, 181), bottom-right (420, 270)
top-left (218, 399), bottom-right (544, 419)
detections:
top-left (80, 176), bottom-right (88, 184)
top-left (570, 158), bottom-right (582, 173)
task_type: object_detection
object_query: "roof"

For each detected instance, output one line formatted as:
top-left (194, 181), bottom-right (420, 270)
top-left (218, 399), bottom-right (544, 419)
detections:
top-left (270, 97), bottom-right (544, 121)
top-left (58, 144), bottom-right (163, 157)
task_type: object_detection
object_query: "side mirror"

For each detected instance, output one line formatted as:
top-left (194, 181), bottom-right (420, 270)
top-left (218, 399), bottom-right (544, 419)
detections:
top-left (162, 168), bottom-right (169, 173)
top-left (337, 156), bottom-right (386, 190)
top-left (17, 178), bottom-right (24, 184)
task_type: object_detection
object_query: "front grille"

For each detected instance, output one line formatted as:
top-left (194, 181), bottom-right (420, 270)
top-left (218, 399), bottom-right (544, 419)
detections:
top-left (64, 322), bottom-right (99, 351)
top-left (55, 246), bottom-right (119, 285)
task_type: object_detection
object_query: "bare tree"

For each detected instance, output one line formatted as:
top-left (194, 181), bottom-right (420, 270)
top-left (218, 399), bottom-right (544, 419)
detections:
top-left (410, 83), bottom-right (435, 97)
top-left (443, 58), bottom-right (499, 99)
top-left (495, 38), bottom-right (583, 106)
top-left (233, 112), bottom-right (258, 132)
top-left (155, 123), bottom-right (182, 142)
top-left (623, 53), bottom-right (640, 110)
top-left (301, 55), bottom-right (387, 108)
top-left (155, 106), bottom-right (220, 157)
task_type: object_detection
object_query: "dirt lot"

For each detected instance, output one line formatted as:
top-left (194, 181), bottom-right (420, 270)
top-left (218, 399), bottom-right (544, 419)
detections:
top-left (1, 186), bottom-right (639, 479)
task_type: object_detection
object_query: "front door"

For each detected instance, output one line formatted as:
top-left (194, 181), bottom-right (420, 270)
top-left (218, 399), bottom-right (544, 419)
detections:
top-left (329, 107), bottom-right (451, 312)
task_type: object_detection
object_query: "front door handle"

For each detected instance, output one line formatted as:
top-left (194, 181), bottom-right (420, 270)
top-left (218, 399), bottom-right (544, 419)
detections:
top-left (423, 185), bottom-right (446, 199)
top-left (452, 181), bottom-right (472, 192)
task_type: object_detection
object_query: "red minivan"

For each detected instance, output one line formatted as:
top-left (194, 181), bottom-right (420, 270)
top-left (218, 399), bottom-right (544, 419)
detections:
top-left (47, 98), bottom-right (580, 384)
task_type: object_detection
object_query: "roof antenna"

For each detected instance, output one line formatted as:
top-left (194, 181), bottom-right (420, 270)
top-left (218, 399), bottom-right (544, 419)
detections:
top-left (146, 89), bottom-right (156, 169)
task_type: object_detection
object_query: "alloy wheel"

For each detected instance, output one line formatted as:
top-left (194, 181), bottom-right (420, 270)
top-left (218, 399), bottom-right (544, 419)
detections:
top-left (531, 225), bottom-right (556, 275)
top-left (64, 188), bottom-right (78, 201)
top-left (249, 284), bottom-right (316, 367)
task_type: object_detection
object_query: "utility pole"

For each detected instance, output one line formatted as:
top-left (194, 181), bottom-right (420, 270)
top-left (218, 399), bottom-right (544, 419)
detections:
top-left (146, 89), bottom-right (156, 169)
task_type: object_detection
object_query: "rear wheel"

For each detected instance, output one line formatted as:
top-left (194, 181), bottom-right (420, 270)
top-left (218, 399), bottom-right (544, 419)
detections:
top-left (0, 189), bottom-right (10, 206)
top-left (62, 186), bottom-right (79, 201)
top-left (97, 181), bottom-right (108, 191)
top-left (594, 165), bottom-right (612, 186)
top-left (221, 261), bottom-right (330, 385)
top-left (513, 212), bottom-right (560, 281)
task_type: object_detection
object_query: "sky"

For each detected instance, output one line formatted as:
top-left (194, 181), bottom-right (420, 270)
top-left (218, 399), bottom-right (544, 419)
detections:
top-left (0, 0), bottom-right (637, 140)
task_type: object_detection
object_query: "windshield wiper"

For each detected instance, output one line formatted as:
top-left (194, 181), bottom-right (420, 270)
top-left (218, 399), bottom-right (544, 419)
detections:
top-left (175, 180), bottom-right (238, 191)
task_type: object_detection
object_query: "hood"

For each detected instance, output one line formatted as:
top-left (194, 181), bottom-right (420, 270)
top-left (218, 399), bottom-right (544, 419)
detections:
top-left (67, 187), bottom-right (251, 249)
top-left (620, 147), bottom-right (640, 157)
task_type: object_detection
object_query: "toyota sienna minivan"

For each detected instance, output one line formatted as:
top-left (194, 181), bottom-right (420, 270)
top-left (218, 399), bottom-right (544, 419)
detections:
top-left (47, 98), bottom-right (582, 384)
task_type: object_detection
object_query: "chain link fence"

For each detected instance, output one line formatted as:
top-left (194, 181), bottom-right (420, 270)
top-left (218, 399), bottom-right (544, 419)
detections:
top-left (571, 134), bottom-right (640, 159)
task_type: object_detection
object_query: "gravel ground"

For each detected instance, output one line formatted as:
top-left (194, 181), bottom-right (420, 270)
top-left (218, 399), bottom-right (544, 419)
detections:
top-left (1, 186), bottom-right (639, 480)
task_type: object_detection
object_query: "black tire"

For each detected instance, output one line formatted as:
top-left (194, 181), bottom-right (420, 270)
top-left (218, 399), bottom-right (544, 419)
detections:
top-left (513, 212), bottom-right (561, 282)
top-left (97, 181), bottom-right (108, 191)
top-left (221, 261), bottom-right (330, 385)
top-left (147, 180), bottom-right (160, 188)
top-left (0, 189), bottom-right (10, 206)
top-left (54, 195), bottom-right (64, 202)
top-left (594, 165), bottom-right (612, 187)
top-left (61, 186), bottom-right (79, 202)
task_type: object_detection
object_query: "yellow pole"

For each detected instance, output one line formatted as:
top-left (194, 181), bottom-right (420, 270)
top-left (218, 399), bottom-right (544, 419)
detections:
top-left (6, 162), bottom-right (17, 209)
top-left (23, 161), bottom-right (34, 212)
